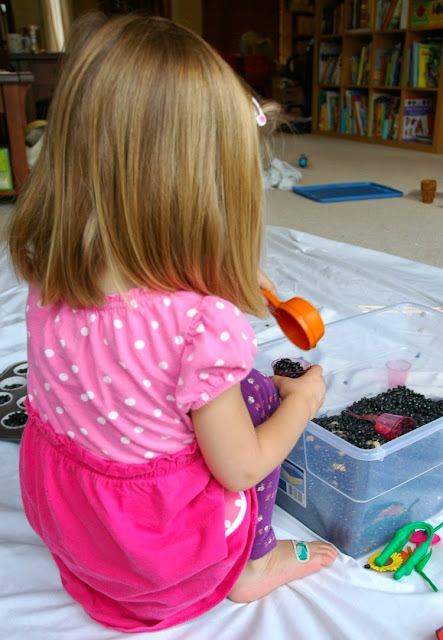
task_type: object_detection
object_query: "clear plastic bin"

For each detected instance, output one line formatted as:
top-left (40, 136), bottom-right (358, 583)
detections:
top-left (254, 303), bottom-right (443, 558)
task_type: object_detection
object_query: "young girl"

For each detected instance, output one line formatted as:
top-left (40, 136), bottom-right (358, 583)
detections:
top-left (8, 13), bottom-right (337, 633)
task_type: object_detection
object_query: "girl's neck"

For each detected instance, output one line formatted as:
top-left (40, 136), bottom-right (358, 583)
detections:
top-left (98, 268), bottom-right (136, 296)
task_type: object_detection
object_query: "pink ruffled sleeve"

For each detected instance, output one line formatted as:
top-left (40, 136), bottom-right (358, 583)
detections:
top-left (176, 296), bottom-right (258, 413)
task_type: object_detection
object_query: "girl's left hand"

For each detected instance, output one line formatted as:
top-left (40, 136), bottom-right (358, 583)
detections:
top-left (258, 267), bottom-right (278, 304)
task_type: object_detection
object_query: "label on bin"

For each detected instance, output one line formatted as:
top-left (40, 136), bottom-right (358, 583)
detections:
top-left (279, 460), bottom-right (306, 508)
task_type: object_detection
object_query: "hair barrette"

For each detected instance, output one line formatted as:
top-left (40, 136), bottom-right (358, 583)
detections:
top-left (252, 96), bottom-right (267, 127)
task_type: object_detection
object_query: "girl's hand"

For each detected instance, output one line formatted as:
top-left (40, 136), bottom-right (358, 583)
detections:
top-left (258, 268), bottom-right (278, 302)
top-left (272, 365), bottom-right (326, 421)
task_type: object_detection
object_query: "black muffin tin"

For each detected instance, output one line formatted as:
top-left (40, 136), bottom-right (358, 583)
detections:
top-left (0, 361), bottom-right (28, 442)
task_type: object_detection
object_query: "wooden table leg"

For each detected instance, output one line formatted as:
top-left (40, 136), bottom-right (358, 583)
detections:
top-left (2, 83), bottom-right (30, 192)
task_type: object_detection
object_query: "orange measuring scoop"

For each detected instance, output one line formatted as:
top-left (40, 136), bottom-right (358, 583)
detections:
top-left (261, 288), bottom-right (325, 350)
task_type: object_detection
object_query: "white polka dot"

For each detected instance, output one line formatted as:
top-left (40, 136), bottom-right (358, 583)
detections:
top-left (174, 335), bottom-right (184, 345)
top-left (184, 438), bottom-right (195, 444)
top-left (81, 393), bottom-right (89, 402)
top-left (72, 365), bottom-right (79, 374)
top-left (108, 411), bottom-right (118, 420)
top-left (125, 398), bottom-right (136, 406)
top-left (101, 450), bottom-right (109, 456)
top-left (163, 297), bottom-right (171, 306)
top-left (220, 331), bottom-right (230, 341)
top-left (187, 352), bottom-right (194, 362)
top-left (130, 299), bottom-right (138, 309)
top-left (104, 338), bottom-right (109, 346)
top-left (59, 373), bottom-right (68, 381)
top-left (178, 377), bottom-right (183, 385)
top-left (28, 393), bottom-right (34, 402)
top-left (119, 361), bottom-right (127, 369)
top-left (120, 436), bottom-right (131, 444)
top-left (252, 339), bottom-right (257, 347)
top-left (151, 320), bottom-right (159, 330)
top-left (143, 379), bottom-right (151, 388)
top-left (45, 349), bottom-right (54, 358)
top-left (162, 434), bottom-right (171, 439)
top-left (176, 403), bottom-right (183, 409)
top-left (199, 372), bottom-right (209, 380)
top-left (54, 314), bottom-right (60, 322)
top-left (114, 319), bottom-right (123, 329)
top-left (227, 374), bottom-right (235, 382)
top-left (33, 389), bottom-right (37, 397)
top-left (216, 301), bottom-right (225, 309)
top-left (174, 419), bottom-right (180, 424)
top-left (43, 414), bottom-right (48, 421)
top-left (196, 323), bottom-right (205, 333)
top-left (235, 499), bottom-right (242, 507)
top-left (154, 409), bottom-right (162, 418)
top-left (60, 339), bottom-right (65, 348)
top-left (241, 332), bottom-right (248, 340)
top-left (166, 394), bottom-right (175, 401)
top-left (37, 300), bottom-right (43, 308)
top-left (80, 428), bottom-right (88, 435)
top-left (67, 431), bottom-right (74, 438)
top-left (89, 314), bottom-right (96, 322)
top-left (97, 417), bottom-right (106, 424)
top-left (215, 359), bottom-right (224, 366)
top-left (134, 426), bottom-right (144, 433)
top-left (225, 520), bottom-right (231, 528)
top-left (158, 361), bottom-right (168, 370)
top-left (56, 406), bottom-right (64, 414)
top-left (44, 382), bottom-right (51, 390)
top-left (80, 327), bottom-right (89, 336)
top-left (103, 376), bottom-right (112, 384)
top-left (187, 308), bottom-right (197, 317)
top-left (135, 340), bottom-right (145, 350)
top-left (144, 451), bottom-right (155, 459)
top-left (86, 391), bottom-right (94, 399)
top-left (201, 393), bottom-right (210, 402)
top-left (234, 307), bottom-right (240, 316)
top-left (72, 309), bottom-right (77, 314)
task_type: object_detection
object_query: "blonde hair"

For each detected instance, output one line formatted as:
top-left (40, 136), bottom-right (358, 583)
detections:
top-left (8, 13), bottom-right (271, 317)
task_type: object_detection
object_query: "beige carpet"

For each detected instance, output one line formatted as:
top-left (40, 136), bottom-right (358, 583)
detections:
top-left (266, 133), bottom-right (443, 268)
top-left (2, 133), bottom-right (443, 268)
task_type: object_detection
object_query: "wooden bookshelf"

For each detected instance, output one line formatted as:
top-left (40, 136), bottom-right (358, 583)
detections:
top-left (312, 0), bottom-right (443, 152)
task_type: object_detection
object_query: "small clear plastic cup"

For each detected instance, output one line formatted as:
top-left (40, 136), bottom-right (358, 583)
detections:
top-left (385, 359), bottom-right (411, 387)
top-left (271, 357), bottom-right (311, 378)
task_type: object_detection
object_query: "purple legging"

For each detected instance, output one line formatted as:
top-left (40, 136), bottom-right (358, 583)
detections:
top-left (240, 369), bottom-right (281, 560)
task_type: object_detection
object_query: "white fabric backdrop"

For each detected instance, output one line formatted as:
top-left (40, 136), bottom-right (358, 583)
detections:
top-left (1, 227), bottom-right (442, 640)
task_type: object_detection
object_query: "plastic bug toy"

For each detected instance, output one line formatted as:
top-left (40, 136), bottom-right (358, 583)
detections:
top-left (366, 520), bottom-right (443, 592)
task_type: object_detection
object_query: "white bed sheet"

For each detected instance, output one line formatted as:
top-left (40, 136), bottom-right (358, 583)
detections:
top-left (1, 226), bottom-right (442, 640)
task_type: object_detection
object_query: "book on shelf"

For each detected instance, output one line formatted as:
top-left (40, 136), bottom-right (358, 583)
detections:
top-left (409, 39), bottom-right (442, 87)
top-left (318, 89), bottom-right (340, 131)
top-left (368, 93), bottom-right (400, 139)
top-left (351, 44), bottom-right (371, 85)
top-left (0, 148), bottom-right (13, 190)
top-left (318, 42), bottom-right (341, 83)
top-left (341, 90), bottom-right (368, 135)
top-left (402, 97), bottom-right (434, 141)
top-left (411, 1), bottom-right (443, 28)
top-left (375, 0), bottom-right (409, 30)
top-left (321, 1), bottom-right (344, 34)
top-left (374, 43), bottom-right (402, 86)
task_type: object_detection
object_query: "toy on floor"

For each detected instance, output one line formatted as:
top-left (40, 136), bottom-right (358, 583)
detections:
top-left (292, 182), bottom-right (403, 203)
top-left (365, 521), bottom-right (443, 592)
top-left (260, 288), bottom-right (324, 350)
top-left (0, 362), bottom-right (28, 442)
top-left (298, 153), bottom-right (311, 168)
top-left (421, 179), bottom-right (437, 203)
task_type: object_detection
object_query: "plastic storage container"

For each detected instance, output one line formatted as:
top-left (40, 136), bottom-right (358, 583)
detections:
top-left (253, 303), bottom-right (443, 558)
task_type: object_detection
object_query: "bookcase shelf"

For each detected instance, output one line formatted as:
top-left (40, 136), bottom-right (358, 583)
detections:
top-left (312, 0), bottom-right (443, 152)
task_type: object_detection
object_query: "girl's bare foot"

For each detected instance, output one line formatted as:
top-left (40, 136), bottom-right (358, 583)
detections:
top-left (228, 540), bottom-right (338, 603)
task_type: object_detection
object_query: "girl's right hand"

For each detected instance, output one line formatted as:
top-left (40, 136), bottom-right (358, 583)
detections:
top-left (271, 365), bottom-right (326, 421)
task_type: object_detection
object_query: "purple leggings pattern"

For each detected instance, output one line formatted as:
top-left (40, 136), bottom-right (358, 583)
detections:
top-left (240, 369), bottom-right (281, 561)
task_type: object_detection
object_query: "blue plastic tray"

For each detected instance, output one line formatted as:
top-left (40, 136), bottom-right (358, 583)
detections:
top-left (292, 182), bottom-right (403, 203)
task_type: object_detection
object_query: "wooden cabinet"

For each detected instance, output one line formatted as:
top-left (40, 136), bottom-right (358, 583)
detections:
top-left (312, 0), bottom-right (443, 152)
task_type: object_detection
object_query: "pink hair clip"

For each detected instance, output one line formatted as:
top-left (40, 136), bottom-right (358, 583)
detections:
top-left (252, 97), bottom-right (267, 127)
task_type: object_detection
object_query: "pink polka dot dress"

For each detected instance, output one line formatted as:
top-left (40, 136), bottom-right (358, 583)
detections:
top-left (20, 286), bottom-right (259, 631)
